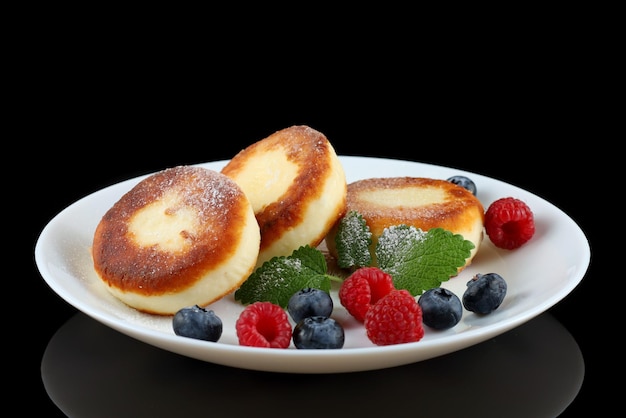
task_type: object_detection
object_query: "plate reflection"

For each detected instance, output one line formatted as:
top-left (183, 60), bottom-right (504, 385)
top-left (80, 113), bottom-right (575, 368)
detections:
top-left (42, 312), bottom-right (583, 418)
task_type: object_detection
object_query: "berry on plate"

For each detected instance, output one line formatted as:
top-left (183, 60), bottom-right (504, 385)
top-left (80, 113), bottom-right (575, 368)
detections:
top-left (287, 287), bottom-right (333, 323)
top-left (364, 289), bottom-right (424, 346)
top-left (447, 175), bottom-right (477, 195)
top-left (292, 316), bottom-right (345, 349)
top-left (172, 305), bottom-right (223, 342)
top-left (339, 267), bottom-right (395, 322)
top-left (462, 273), bottom-right (507, 314)
top-left (418, 287), bottom-right (463, 330)
top-left (484, 197), bottom-right (535, 250)
top-left (235, 301), bottom-right (292, 348)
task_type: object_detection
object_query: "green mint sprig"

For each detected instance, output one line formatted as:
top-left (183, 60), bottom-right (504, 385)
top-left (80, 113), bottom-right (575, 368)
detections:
top-left (375, 225), bottom-right (474, 295)
top-left (335, 210), bottom-right (372, 269)
top-left (234, 245), bottom-right (340, 308)
top-left (234, 212), bottom-right (475, 307)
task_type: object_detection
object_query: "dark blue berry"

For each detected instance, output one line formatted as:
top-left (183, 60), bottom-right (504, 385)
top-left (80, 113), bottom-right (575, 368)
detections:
top-left (293, 316), bottom-right (345, 349)
top-left (172, 305), bottom-right (223, 342)
top-left (418, 287), bottom-right (463, 330)
top-left (462, 273), bottom-right (507, 314)
top-left (287, 287), bottom-right (333, 323)
top-left (447, 175), bottom-right (477, 195)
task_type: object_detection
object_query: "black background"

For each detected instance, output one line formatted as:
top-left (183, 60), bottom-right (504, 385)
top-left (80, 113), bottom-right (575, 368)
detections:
top-left (25, 62), bottom-right (605, 416)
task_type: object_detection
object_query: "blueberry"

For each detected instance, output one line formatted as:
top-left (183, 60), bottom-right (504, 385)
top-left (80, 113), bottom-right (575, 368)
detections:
top-left (447, 175), bottom-right (477, 195)
top-left (418, 287), bottom-right (463, 330)
top-left (287, 287), bottom-right (333, 323)
top-left (172, 305), bottom-right (223, 342)
top-left (293, 316), bottom-right (345, 349)
top-left (462, 273), bottom-right (507, 314)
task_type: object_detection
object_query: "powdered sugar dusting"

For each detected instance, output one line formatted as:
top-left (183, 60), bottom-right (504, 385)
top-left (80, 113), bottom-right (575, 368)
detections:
top-left (376, 225), bottom-right (427, 274)
top-left (334, 212), bottom-right (372, 267)
top-left (168, 166), bottom-right (243, 218)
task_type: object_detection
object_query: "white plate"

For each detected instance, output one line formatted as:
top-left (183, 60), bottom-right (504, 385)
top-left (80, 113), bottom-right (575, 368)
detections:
top-left (35, 156), bottom-right (590, 373)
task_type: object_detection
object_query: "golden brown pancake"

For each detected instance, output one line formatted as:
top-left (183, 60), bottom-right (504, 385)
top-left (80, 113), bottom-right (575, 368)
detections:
top-left (92, 166), bottom-right (260, 315)
top-left (325, 177), bottom-right (485, 270)
top-left (221, 125), bottom-right (347, 267)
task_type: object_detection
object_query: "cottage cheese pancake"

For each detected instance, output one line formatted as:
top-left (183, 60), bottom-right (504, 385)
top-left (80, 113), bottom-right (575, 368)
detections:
top-left (221, 125), bottom-right (347, 267)
top-left (92, 166), bottom-right (260, 315)
top-left (325, 177), bottom-right (485, 270)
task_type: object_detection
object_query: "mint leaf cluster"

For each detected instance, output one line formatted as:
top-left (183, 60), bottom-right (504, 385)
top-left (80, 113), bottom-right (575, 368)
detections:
top-left (234, 212), bottom-right (475, 307)
top-left (234, 245), bottom-right (337, 308)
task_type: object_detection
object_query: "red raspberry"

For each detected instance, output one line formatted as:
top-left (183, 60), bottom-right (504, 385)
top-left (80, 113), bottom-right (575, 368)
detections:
top-left (364, 289), bottom-right (424, 346)
top-left (339, 267), bottom-right (395, 322)
top-left (484, 197), bottom-right (535, 250)
top-left (235, 301), bottom-right (292, 348)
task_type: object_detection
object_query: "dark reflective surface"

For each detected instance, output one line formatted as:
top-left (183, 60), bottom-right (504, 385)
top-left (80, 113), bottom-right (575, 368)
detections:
top-left (42, 312), bottom-right (583, 418)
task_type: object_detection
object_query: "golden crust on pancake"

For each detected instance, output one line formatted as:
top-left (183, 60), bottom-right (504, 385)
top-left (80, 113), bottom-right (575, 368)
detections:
top-left (325, 177), bottom-right (485, 270)
top-left (92, 166), bottom-right (260, 315)
top-left (221, 125), bottom-right (347, 267)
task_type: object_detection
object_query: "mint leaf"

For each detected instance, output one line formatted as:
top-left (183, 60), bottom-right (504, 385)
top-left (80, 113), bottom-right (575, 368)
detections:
top-left (376, 226), bottom-right (475, 296)
top-left (234, 245), bottom-right (334, 308)
top-left (335, 210), bottom-right (372, 269)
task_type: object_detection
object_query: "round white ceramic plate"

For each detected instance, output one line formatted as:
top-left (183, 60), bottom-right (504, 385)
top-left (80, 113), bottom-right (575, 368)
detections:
top-left (35, 156), bottom-right (590, 373)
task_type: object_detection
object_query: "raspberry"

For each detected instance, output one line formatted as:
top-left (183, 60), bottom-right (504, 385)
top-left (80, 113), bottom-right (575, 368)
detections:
top-left (484, 197), bottom-right (535, 250)
top-left (235, 301), bottom-right (292, 348)
top-left (364, 289), bottom-right (424, 346)
top-left (338, 267), bottom-right (395, 322)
